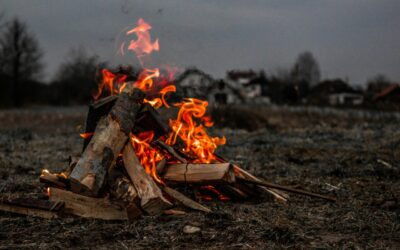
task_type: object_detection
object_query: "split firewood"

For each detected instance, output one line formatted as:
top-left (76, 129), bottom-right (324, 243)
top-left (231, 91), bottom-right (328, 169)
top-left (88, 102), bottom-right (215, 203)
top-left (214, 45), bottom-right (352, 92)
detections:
top-left (161, 185), bottom-right (211, 213)
top-left (82, 95), bottom-right (118, 151)
top-left (48, 187), bottom-right (129, 220)
top-left (155, 158), bottom-right (167, 176)
top-left (69, 84), bottom-right (145, 196)
top-left (162, 163), bottom-right (235, 185)
top-left (153, 140), bottom-right (188, 163)
top-left (164, 209), bottom-right (186, 215)
top-left (122, 143), bottom-right (172, 215)
top-left (107, 166), bottom-right (142, 219)
top-left (40, 170), bottom-right (69, 189)
top-left (134, 103), bottom-right (170, 138)
top-left (0, 197), bottom-right (63, 219)
top-left (108, 166), bottom-right (140, 206)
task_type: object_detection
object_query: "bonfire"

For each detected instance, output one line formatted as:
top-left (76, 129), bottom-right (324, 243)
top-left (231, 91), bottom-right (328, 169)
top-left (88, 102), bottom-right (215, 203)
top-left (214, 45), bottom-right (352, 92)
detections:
top-left (0, 19), bottom-right (334, 220)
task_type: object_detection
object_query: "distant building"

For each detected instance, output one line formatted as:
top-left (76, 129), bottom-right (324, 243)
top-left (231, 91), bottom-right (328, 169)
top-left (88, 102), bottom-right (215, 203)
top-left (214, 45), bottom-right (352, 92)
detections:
top-left (308, 79), bottom-right (359, 105)
top-left (175, 68), bottom-right (214, 99)
top-left (328, 93), bottom-right (363, 106)
top-left (207, 80), bottom-right (244, 105)
top-left (373, 84), bottom-right (400, 104)
top-left (225, 70), bottom-right (270, 104)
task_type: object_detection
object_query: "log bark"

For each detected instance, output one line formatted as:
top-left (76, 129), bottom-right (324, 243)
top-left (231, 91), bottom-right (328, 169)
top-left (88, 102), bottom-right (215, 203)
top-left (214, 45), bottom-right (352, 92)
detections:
top-left (82, 95), bottom-right (117, 151)
top-left (162, 163), bottom-right (235, 185)
top-left (48, 187), bottom-right (129, 220)
top-left (69, 85), bottom-right (145, 196)
top-left (108, 167), bottom-right (140, 206)
top-left (122, 143), bottom-right (172, 215)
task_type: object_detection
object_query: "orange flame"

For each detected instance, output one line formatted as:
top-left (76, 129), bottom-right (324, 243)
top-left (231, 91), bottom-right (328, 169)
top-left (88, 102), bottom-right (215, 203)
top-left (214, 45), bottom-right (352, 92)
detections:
top-left (88, 18), bottom-right (225, 185)
top-left (166, 98), bottom-right (226, 163)
top-left (130, 132), bottom-right (164, 184)
top-left (79, 132), bottom-right (93, 139)
top-left (126, 18), bottom-right (159, 59)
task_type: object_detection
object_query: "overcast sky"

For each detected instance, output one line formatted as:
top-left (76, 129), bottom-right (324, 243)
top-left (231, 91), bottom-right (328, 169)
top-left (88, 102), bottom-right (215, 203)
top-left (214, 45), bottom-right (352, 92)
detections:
top-left (1, 0), bottom-right (399, 84)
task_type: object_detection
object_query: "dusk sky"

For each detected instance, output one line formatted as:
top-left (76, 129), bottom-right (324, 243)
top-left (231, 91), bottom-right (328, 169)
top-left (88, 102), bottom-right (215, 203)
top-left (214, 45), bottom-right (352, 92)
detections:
top-left (1, 0), bottom-right (399, 85)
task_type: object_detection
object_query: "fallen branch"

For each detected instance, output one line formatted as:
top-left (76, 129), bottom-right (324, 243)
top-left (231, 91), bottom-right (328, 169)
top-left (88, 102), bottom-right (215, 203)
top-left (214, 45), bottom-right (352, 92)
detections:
top-left (236, 177), bottom-right (336, 202)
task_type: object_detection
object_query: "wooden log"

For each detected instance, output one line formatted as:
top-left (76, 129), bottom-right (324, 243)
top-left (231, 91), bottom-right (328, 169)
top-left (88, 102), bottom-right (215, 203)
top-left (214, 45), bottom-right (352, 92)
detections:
top-left (122, 143), bottom-right (172, 215)
top-left (217, 185), bottom-right (249, 200)
top-left (108, 167), bottom-right (140, 206)
top-left (162, 163), bottom-right (235, 185)
top-left (107, 166), bottom-right (142, 219)
top-left (82, 95), bottom-right (118, 151)
top-left (0, 197), bottom-right (63, 219)
top-left (40, 170), bottom-right (69, 189)
top-left (69, 84), bottom-right (145, 196)
top-left (156, 158), bottom-right (167, 176)
top-left (153, 140), bottom-right (188, 163)
top-left (134, 103), bottom-right (170, 138)
top-left (48, 187), bottom-right (129, 220)
top-left (161, 186), bottom-right (211, 213)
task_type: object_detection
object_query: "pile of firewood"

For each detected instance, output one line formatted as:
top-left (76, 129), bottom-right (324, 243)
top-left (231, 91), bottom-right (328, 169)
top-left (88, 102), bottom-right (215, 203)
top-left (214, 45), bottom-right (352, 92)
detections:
top-left (0, 83), bottom-right (335, 220)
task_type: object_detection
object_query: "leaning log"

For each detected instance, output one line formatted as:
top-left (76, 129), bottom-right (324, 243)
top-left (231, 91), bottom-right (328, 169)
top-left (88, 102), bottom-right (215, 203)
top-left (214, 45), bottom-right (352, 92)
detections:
top-left (122, 143), bottom-right (172, 215)
top-left (161, 185), bottom-right (211, 213)
top-left (69, 84), bottom-right (145, 196)
top-left (48, 187), bottom-right (129, 220)
top-left (162, 163), bottom-right (236, 185)
top-left (0, 196), bottom-right (63, 219)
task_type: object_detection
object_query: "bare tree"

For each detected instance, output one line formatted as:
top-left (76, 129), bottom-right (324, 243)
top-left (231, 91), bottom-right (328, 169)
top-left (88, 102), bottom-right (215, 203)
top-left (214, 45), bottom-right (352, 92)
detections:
top-left (366, 74), bottom-right (392, 93)
top-left (291, 51), bottom-right (321, 87)
top-left (54, 47), bottom-right (105, 104)
top-left (0, 18), bottom-right (43, 106)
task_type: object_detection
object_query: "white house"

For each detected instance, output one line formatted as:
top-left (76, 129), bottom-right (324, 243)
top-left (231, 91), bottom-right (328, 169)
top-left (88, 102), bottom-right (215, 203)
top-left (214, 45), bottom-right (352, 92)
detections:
top-left (175, 68), bottom-right (214, 99)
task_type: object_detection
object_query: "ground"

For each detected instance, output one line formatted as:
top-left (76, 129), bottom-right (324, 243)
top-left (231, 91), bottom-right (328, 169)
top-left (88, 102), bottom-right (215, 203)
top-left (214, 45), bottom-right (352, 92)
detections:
top-left (0, 105), bottom-right (399, 249)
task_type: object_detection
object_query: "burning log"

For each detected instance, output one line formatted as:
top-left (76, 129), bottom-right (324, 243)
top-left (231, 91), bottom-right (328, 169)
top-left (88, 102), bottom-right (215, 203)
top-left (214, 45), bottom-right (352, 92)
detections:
top-left (153, 139), bottom-right (188, 163)
top-left (48, 187), bottom-right (129, 220)
top-left (162, 163), bottom-right (235, 185)
top-left (40, 170), bottom-right (69, 189)
top-left (122, 143), bottom-right (172, 215)
top-left (134, 103), bottom-right (170, 138)
top-left (69, 84), bottom-right (145, 196)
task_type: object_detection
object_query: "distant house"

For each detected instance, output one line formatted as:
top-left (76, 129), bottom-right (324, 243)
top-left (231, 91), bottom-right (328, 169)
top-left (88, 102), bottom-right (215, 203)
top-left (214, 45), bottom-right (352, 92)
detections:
top-left (226, 70), bottom-right (257, 86)
top-left (225, 70), bottom-right (271, 104)
top-left (373, 84), bottom-right (400, 104)
top-left (328, 93), bottom-right (363, 106)
top-left (207, 80), bottom-right (244, 105)
top-left (175, 68), bottom-right (214, 99)
top-left (308, 79), bottom-right (359, 105)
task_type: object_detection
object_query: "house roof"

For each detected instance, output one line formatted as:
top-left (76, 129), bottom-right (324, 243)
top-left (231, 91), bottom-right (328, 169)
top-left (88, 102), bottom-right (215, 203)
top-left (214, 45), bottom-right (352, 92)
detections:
top-left (207, 80), bottom-right (246, 102)
top-left (174, 67), bottom-right (214, 84)
top-left (373, 84), bottom-right (400, 100)
top-left (227, 70), bottom-right (257, 81)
